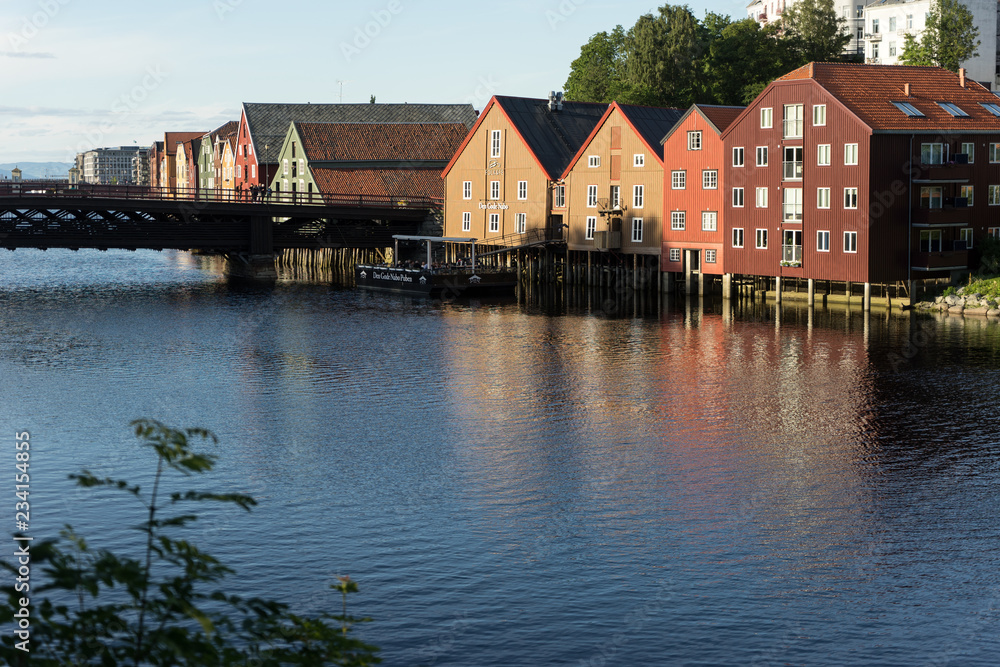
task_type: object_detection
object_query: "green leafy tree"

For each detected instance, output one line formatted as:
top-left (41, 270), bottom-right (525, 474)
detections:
top-left (622, 5), bottom-right (706, 108)
top-left (1, 419), bottom-right (380, 666)
top-left (900, 0), bottom-right (980, 72)
top-left (780, 0), bottom-right (851, 64)
top-left (563, 26), bottom-right (628, 103)
top-left (703, 18), bottom-right (793, 105)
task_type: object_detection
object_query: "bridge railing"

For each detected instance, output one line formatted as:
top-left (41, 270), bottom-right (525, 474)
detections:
top-left (0, 181), bottom-right (442, 210)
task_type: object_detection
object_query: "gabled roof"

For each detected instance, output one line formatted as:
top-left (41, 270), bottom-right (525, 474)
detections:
top-left (293, 122), bottom-right (468, 163)
top-left (311, 167), bottom-right (444, 201)
top-left (443, 95), bottom-right (608, 180)
top-left (207, 120), bottom-right (239, 143)
top-left (773, 62), bottom-right (1000, 132)
top-left (561, 102), bottom-right (685, 177)
top-left (241, 103), bottom-right (478, 165)
top-left (163, 132), bottom-right (206, 157)
top-left (660, 104), bottom-right (745, 145)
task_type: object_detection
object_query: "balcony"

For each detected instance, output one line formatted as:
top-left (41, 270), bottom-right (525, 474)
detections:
top-left (865, 32), bottom-right (882, 41)
top-left (594, 230), bottom-right (621, 250)
top-left (911, 248), bottom-right (968, 271)
top-left (914, 161), bottom-right (972, 182)
top-left (781, 244), bottom-right (803, 266)
top-left (866, 57), bottom-right (881, 64)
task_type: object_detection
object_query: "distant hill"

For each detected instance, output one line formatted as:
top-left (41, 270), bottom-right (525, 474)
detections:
top-left (0, 162), bottom-right (74, 180)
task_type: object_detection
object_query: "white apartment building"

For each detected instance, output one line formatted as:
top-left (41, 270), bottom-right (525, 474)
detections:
top-left (78, 146), bottom-right (144, 185)
top-left (748, 0), bottom-right (865, 56)
top-left (863, 0), bottom-right (1000, 89)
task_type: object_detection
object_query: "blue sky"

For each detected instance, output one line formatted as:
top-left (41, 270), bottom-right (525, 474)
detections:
top-left (0, 0), bottom-right (744, 164)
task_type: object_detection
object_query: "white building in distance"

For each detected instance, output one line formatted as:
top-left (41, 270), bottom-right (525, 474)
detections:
top-left (747, 0), bottom-right (866, 56)
top-left (77, 146), bottom-right (145, 185)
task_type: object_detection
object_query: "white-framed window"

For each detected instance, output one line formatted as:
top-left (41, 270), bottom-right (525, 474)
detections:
top-left (554, 184), bottom-right (566, 208)
top-left (702, 170), bottom-right (718, 189)
top-left (783, 146), bottom-right (803, 180)
top-left (783, 103), bottom-right (803, 138)
top-left (960, 227), bottom-right (974, 248)
top-left (959, 185), bottom-right (974, 206)
top-left (631, 217), bottom-right (643, 242)
top-left (283, 159), bottom-right (289, 175)
top-left (251, 164), bottom-right (256, 178)
top-left (733, 146), bottom-right (745, 167)
top-left (633, 154), bottom-right (645, 167)
top-left (989, 185), bottom-right (1000, 205)
top-left (702, 211), bottom-right (718, 231)
top-left (610, 185), bottom-right (620, 209)
top-left (688, 131), bottom-right (702, 150)
top-left (756, 146), bottom-right (768, 166)
top-left (756, 186), bottom-right (768, 208)
top-left (817, 230), bottom-right (830, 252)
top-left (633, 184), bottom-right (644, 208)
top-left (922, 143), bottom-right (947, 165)
top-left (755, 228), bottom-right (768, 249)
top-left (490, 181), bottom-right (500, 200)
top-left (844, 231), bottom-right (858, 253)
top-left (462, 211), bottom-right (471, 232)
top-left (817, 144), bottom-right (831, 166)
top-left (889, 41), bottom-right (896, 57)
top-left (517, 181), bottom-right (527, 200)
top-left (990, 143), bottom-right (1000, 163)
top-left (490, 130), bottom-right (502, 158)
top-left (921, 186), bottom-right (943, 208)
top-left (961, 142), bottom-right (975, 163)
top-left (813, 104), bottom-right (827, 126)
top-left (844, 143), bottom-right (859, 166)
top-left (844, 187), bottom-right (858, 209)
top-left (906, 13), bottom-right (913, 28)
top-left (488, 213), bottom-right (500, 233)
top-left (586, 185), bottom-right (598, 207)
top-left (817, 187), bottom-right (831, 209)
top-left (463, 181), bottom-right (472, 199)
top-left (989, 227), bottom-right (1000, 239)
top-left (705, 249), bottom-right (717, 263)
top-left (732, 228), bottom-right (744, 248)
top-left (671, 211), bottom-right (686, 230)
top-left (588, 155), bottom-right (600, 168)
top-left (783, 188), bottom-right (803, 222)
top-left (733, 187), bottom-right (744, 207)
top-left (515, 212), bottom-right (527, 234)
top-left (585, 216), bottom-right (597, 240)
top-left (761, 107), bottom-right (773, 129)
top-left (671, 170), bottom-right (686, 189)
top-left (889, 16), bottom-right (896, 30)
top-left (669, 248), bottom-right (681, 262)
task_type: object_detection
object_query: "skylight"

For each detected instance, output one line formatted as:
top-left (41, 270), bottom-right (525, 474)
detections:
top-left (980, 102), bottom-right (1000, 117)
top-left (891, 101), bottom-right (925, 117)
top-left (937, 102), bottom-right (970, 117)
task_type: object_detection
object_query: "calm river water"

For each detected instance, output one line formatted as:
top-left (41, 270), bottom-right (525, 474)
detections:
top-left (2, 249), bottom-right (999, 666)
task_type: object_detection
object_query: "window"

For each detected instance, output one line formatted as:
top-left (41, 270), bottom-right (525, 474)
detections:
top-left (980, 103), bottom-right (1000, 117)
top-left (732, 228), bottom-right (744, 248)
top-left (783, 188), bottom-right (803, 222)
top-left (515, 212), bottom-right (527, 234)
top-left (702, 211), bottom-right (718, 232)
top-left (517, 181), bottom-right (527, 200)
top-left (732, 187), bottom-right (744, 207)
top-left (892, 101), bottom-right (925, 117)
top-left (631, 217), bottom-right (643, 242)
top-left (990, 144), bottom-right (1000, 163)
top-left (960, 142), bottom-right (975, 163)
top-left (688, 131), bottom-right (702, 150)
top-left (844, 231), bottom-right (858, 253)
top-left (490, 181), bottom-right (500, 200)
top-left (585, 216), bottom-right (597, 240)
top-left (783, 147), bottom-right (803, 180)
top-left (631, 184), bottom-right (643, 209)
top-left (669, 248), bottom-right (681, 262)
top-left (756, 146), bottom-right (768, 166)
top-left (872, 42), bottom-right (879, 60)
top-left (490, 130), bottom-right (502, 157)
top-left (889, 41), bottom-right (896, 57)
top-left (463, 181), bottom-right (472, 199)
top-left (920, 186), bottom-right (943, 208)
top-left (756, 187), bottom-right (768, 208)
top-left (610, 185), bottom-right (620, 209)
top-left (671, 211), bottom-right (686, 230)
top-left (817, 230), bottom-right (831, 252)
top-left (813, 104), bottom-right (826, 126)
top-left (844, 187), bottom-right (858, 209)
top-left (783, 104), bottom-right (803, 138)
top-left (705, 249), bottom-right (717, 263)
top-left (587, 185), bottom-right (598, 207)
top-left (760, 107), bottom-right (773, 129)
top-left (671, 170), bottom-right (686, 189)
top-left (702, 170), bottom-right (718, 189)
top-left (889, 16), bottom-right (896, 31)
top-left (283, 159), bottom-right (288, 175)
top-left (817, 144), bottom-right (831, 166)
top-left (488, 213), bottom-right (500, 233)
top-left (919, 230), bottom-right (941, 252)
top-left (817, 187), bottom-right (831, 209)
top-left (937, 102), bottom-right (969, 118)
top-left (733, 147), bottom-right (745, 167)
top-left (554, 185), bottom-right (566, 208)
top-left (921, 143), bottom-right (947, 164)
top-left (906, 13), bottom-right (913, 28)
top-left (989, 185), bottom-right (1000, 205)
top-left (756, 228), bottom-right (768, 249)
top-left (960, 227), bottom-right (974, 248)
top-left (844, 143), bottom-right (858, 165)
top-left (588, 155), bottom-right (600, 168)
top-left (634, 154), bottom-right (645, 167)
top-left (990, 227), bottom-right (1000, 239)
top-left (871, 18), bottom-right (879, 33)
top-left (462, 211), bottom-right (471, 232)
top-left (959, 185), bottom-right (974, 206)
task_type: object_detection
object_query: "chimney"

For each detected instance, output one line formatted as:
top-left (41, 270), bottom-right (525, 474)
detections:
top-left (959, 68), bottom-right (966, 88)
top-left (904, 83), bottom-right (910, 97)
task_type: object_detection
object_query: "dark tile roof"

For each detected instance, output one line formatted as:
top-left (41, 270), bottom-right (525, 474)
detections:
top-left (697, 105), bottom-right (745, 134)
top-left (295, 122), bottom-right (468, 163)
top-left (617, 104), bottom-right (687, 151)
top-left (208, 120), bottom-right (239, 142)
top-left (242, 103), bottom-right (478, 165)
top-left (311, 167), bottom-right (444, 201)
top-left (163, 132), bottom-right (206, 156)
top-left (493, 96), bottom-right (609, 179)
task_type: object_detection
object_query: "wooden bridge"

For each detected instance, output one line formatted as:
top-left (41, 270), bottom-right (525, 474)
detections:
top-left (0, 182), bottom-right (438, 255)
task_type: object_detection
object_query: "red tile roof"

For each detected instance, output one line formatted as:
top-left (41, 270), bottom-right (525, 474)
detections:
top-left (776, 62), bottom-right (1000, 132)
top-left (295, 122), bottom-right (468, 163)
top-left (698, 105), bottom-right (744, 133)
top-left (311, 167), bottom-right (444, 201)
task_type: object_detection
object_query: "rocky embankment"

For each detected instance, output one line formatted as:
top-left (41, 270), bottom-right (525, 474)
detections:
top-left (914, 286), bottom-right (1000, 316)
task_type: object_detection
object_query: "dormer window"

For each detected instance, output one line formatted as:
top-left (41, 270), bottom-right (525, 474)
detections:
top-left (980, 102), bottom-right (1000, 116)
top-left (937, 102), bottom-right (970, 117)
top-left (891, 101), bottom-right (925, 117)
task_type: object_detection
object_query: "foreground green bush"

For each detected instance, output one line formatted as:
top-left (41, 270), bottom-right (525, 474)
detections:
top-left (1, 419), bottom-right (380, 666)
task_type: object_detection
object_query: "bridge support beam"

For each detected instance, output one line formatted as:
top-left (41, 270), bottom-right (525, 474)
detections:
top-left (224, 253), bottom-right (277, 280)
